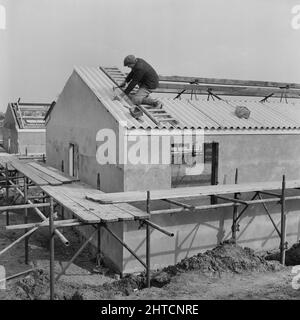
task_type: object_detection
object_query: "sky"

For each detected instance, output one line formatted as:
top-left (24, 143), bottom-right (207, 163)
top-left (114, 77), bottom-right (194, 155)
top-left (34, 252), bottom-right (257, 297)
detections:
top-left (0, 0), bottom-right (299, 111)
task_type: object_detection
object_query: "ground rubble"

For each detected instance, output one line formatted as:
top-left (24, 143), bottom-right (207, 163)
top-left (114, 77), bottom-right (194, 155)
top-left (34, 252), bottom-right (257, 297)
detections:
top-left (265, 242), bottom-right (300, 266)
top-left (7, 240), bottom-right (284, 300)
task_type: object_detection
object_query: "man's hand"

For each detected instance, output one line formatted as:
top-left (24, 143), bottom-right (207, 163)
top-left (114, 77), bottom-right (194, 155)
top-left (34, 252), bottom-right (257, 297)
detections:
top-left (113, 92), bottom-right (126, 101)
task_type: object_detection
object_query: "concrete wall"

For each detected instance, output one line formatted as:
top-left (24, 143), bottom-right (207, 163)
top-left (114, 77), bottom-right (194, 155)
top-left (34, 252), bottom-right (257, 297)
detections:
top-left (2, 105), bottom-right (18, 153)
top-left (205, 133), bottom-right (300, 184)
top-left (46, 71), bottom-right (124, 192)
top-left (122, 196), bottom-right (300, 273)
top-left (17, 130), bottom-right (46, 155)
top-left (119, 132), bottom-right (300, 273)
top-left (123, 132), bottom-right (300, 191)
top-left (46, 70), bottom-right (127, 271)
top-left (61, 206), bottom-right (125, 273)
top-left (124, 164), bottom-right (171, 191)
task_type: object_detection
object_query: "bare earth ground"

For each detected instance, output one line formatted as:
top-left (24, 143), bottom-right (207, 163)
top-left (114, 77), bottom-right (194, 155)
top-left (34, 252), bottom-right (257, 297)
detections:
top-left (0, 211), bottom-right (300, 300)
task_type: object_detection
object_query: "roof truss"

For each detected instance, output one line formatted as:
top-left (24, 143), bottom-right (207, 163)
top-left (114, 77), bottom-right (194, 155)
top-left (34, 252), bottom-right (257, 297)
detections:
top-left (101, 66), bottom-right (300, 100)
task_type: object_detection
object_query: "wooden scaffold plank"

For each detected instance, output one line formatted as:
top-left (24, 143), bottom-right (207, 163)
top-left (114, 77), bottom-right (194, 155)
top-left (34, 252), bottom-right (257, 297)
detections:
top-left (41, 185), bottom-right (101, 223)
top-left (57, 184), bottom-right (137, 222)
top-left (85, 180), bottom-right (300, 204)
top-left (27, 162), bottom-right (73, 184)
top-left (9, 159), bottom-right (50, 186)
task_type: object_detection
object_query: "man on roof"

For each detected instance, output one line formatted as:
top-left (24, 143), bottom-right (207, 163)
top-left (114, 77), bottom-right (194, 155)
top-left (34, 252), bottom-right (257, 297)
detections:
top-left (118, 55), bottom-right (163, 109)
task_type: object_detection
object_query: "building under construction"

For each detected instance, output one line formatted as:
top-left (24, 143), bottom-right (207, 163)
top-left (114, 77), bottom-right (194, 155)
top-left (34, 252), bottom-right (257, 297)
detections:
top-left (1, 67), bottom-right (300, 299)
top-left (2, 102), bottom-right (50, 156)
top-left (42, 66), bottom-right (300, 274)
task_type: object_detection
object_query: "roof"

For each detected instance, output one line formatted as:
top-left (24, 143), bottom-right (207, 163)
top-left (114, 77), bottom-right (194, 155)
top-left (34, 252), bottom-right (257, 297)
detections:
top-left (10, 103), bottom-right (50, 129)
top-left (65, 66), bottom-right (300, 132)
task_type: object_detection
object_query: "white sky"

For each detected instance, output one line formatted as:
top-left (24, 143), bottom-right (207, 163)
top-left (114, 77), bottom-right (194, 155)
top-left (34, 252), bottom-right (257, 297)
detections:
top-left (0, 0), bottom-right (300, 111)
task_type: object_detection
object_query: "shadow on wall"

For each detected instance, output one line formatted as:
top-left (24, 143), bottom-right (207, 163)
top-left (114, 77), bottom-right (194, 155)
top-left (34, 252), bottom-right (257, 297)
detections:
top-left (123, 198), bottom-right (300, 270)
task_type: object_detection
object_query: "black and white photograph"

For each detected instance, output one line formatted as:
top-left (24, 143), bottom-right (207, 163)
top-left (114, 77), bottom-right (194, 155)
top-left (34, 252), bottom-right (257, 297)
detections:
top-left (0, 0), bottom-right (300, 308)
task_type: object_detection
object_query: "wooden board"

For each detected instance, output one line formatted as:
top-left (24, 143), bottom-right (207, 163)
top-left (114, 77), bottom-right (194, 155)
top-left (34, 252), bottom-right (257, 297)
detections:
top-left (84, 189), bottom-right (149, 219)
top-left (114, 202), bottom-right (149, 220)
top-left (56, 184), bottom-right (133, 222)
top-left (27, 162), bottom-right (73, 184)
top-left (38, 164), bottom-right (80, 182)
top-left (9, 159), bottom-right (50, 186)
top-left (23, 164), bottom-right (63, 186)
top-left (41, 185), bottom-right (101, 223)
top-left (85, 180), bottom-right (300, 204)
top-left (156, 82), bottom-right (300, 99)
top-left (159, 75), bottom-right (300, 90)
top-left (66, 183), bottom-right (149, 220)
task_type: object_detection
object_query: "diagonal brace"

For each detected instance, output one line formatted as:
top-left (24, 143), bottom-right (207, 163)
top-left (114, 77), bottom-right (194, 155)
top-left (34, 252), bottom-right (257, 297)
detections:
top-left (233, 192), bottom-right (259, 225)
top-left (258, 194), bottom-right (281, 237)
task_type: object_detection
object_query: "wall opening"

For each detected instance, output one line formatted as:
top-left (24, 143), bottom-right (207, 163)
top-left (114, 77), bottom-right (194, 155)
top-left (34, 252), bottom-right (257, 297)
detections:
top-left (7, 137), bottom-right (10, 153)
top-left (171, 142), bottom-right (218, 188)
top-left (69, 143), bottom-right (79, 178)
top-left (210, 142), bottom-right (219, 204)
top-left (68, 143), bottom-right (75, 177)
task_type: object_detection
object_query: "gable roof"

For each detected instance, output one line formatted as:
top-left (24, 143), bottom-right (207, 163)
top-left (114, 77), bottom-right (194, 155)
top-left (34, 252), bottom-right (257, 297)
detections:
top-left (7, 103), bottom-right (50, 129)
top-left (50, 66), bottom-right (300, 132)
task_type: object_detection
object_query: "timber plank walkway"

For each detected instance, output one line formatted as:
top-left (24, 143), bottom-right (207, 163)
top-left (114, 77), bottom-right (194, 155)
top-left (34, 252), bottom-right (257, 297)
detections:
top-left (0, 154), bottom-right (149, 223)
top-left (85, 180), bottom-right (300, 204)
top-left (42, 183), bottom-right (148, 223)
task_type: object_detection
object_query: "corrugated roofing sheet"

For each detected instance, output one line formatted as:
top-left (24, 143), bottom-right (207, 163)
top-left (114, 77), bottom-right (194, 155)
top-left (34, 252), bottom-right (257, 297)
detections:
top-left (75, 66), bottom-right (300, 131)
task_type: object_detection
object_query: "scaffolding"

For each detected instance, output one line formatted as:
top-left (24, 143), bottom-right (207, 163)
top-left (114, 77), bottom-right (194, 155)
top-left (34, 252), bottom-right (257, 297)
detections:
top-left (1, 153), bottom-right (300, 299)
top-left (0, 154), bottom-right (174, 299)
top-left (86, 170), bottom-right (300, 267)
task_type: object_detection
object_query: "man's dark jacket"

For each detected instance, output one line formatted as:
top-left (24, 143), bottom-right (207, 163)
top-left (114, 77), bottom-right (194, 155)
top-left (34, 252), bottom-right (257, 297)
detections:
top-left (124, 58), bottom-right (159, 95)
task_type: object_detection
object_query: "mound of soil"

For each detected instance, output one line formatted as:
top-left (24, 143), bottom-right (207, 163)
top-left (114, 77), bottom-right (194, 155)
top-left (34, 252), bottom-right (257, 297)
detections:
top-left (152, 241), bottom-right (281, 287)
top-left (266, 242), bottom-right (300, 266)
top-left (15, 269), bottom-right (49, 300)
top-left (8, 241), bottom-right (282, 299)
top-left (177, 241), bottom-right (280, 273)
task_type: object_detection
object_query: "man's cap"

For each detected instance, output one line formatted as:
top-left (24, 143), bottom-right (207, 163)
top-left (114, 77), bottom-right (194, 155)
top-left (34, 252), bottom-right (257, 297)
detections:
top-left (124, 55), bottom-right (136, 66)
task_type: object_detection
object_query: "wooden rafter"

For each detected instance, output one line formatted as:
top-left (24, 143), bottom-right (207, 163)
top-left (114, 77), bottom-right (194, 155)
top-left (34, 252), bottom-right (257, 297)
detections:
top-left (154, 82), bottom-right (300, 99)
top-left (159, 75), bottom-right (300, 90)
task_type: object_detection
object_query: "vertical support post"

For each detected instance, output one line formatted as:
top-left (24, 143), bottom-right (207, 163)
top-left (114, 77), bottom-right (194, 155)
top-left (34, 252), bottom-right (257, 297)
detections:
top-left (231, 168), bottom-right (239, 242)
top-left (61, 206), bottom-right (64, 220)
top-left (97, 224), bottom-right (101, 254)
top-left (146, 191), bottom-right (151, 288)
top-left (49, 197), bottom-right (55, 300)
top-left (211, 142), bottom-right (219, 204)
top-left (97, 173), bottom-right (100, 190)
top-left (24, 177), bottom-right (29, 264)
top-left (280, 175), bottom-right (286, 265)
top-left (5, 164), bottom-right (9, 226)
